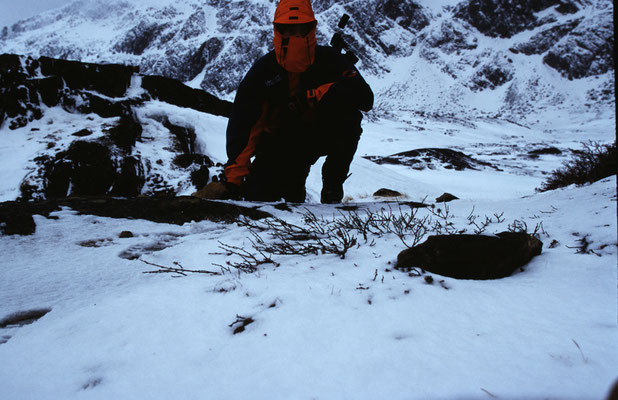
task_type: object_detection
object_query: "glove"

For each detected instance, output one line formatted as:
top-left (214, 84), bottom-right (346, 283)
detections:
top-left (192, 181), bottom-right (240, 200)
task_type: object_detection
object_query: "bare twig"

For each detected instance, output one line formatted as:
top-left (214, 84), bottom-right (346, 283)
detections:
top-left (480, 388), bottom-right (498, 398)
top-left (141, 259), bottom-right (220, 276)
top-left (572, 339), bottom-right (588, 363)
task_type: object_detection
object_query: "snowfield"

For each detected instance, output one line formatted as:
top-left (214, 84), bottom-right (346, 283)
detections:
top-left (1, 103), bottom-right (617, 399)
top-left (0, 0), bottom-right (616, 398)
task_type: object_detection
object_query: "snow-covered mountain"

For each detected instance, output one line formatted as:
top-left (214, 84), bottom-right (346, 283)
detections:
top-left (0, 0), bottom-right (614, 126)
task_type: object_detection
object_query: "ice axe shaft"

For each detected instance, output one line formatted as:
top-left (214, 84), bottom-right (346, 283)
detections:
top-left (330, 13), bottom-right (359, 65)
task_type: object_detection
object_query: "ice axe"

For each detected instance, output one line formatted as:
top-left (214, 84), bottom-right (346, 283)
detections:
top-left (330, 13), bottom-right (359, 65)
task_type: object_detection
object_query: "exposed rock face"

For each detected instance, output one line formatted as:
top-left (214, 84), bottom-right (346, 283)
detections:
top-left (1, 54), bottom-right (231, 200)
top-left (141, 75), bottom-right (231, 117)
top-left (422, 20), bottom-right (478, 54)
top-left (364, 148), bottom-right (499, 171)
top-left (113, 21), bottom-right (168, 56)
top-left (44, 141), bottom-right (118, 198)
top-left (396, 232), bottom-right (543, 279)
top-left (510, 18), bottom-right (582, 55)
top-left (543, 13), bottom-right (614, 79)
top-left (0, 196), bottom-right (272, 236)
top-left (0, 54), bottom-right (231, 130)
top-left (453, 0), bottom-right (578, 39)
top-left (0, 54), bottom-right (136, 129)
top-left (469, 53), bottom-right (514, 91)
top-left (39, 56), bottom-right (135, 98)
top-left (377, 0), bottom-right (429, 32)
top-left (338, 0), bottom-right (430, 62)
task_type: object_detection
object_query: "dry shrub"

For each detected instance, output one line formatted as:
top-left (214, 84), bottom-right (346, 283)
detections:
top-left (539, 141), bottom-right (616, 191)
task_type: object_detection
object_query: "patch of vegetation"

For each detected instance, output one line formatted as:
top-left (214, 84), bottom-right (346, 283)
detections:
top-left (539, 141), bottom-right (616, 191)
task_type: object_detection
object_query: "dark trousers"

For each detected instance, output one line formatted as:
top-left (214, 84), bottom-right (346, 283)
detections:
top-left (243, 104), bottom-right (362, 202)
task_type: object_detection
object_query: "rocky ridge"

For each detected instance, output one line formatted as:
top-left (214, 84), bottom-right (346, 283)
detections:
top-left (0, 53), bottom-right (231, 201)
top-left (0, 0), bottom-right (613, 122)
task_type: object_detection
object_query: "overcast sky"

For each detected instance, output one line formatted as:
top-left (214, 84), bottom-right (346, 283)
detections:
top-left (0, 0), bottom-right (74, 28)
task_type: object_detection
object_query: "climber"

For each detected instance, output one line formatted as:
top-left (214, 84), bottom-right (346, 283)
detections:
top-left (203, 0), bottom-right (373, 203)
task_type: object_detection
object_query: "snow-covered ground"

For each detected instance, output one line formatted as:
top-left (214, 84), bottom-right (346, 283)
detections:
top-left (1, 102), bottom-right (617, 398)
top-left (0, 0), bottom-right (616, 397)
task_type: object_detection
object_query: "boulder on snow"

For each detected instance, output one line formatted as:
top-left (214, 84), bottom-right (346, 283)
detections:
top-left (435, 193), bottom-right (458, 203)
top-left (373, 188), bottom-right (403, 197)
top-left (0, 308), bottom-right (52, 328)
top-left (396, 232), bottom-right (543, 279)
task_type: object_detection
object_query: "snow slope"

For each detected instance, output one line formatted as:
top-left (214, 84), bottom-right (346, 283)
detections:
top-left (0, 174), bottom-right (616, 399)
top-left (0, 0), bottom-right (616, 398)
top-left (1, 98), bottom-right (617, 398)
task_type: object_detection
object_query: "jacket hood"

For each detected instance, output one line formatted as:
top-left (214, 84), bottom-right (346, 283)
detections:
top-left (273, 0), bottom-right (316, 24)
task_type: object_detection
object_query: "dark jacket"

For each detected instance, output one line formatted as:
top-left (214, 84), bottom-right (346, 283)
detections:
top-left (224, 45), bottom-right (373, 184)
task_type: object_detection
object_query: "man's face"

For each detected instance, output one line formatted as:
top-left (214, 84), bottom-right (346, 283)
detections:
top-left (274, 21), bottom-right (316, 38)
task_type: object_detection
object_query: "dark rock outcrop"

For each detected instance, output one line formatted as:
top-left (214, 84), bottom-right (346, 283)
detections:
top-left (510, 18), bottom-right (582, 55)
top-left (107, 113), bottom-right (143, 150)
top-left (373, 188), bottom-right (403, 197)
top-left (396, 232), bottom-right (543, 279)
top-left (0, 54), bottom-right (231, 130)
top-left (0, 308), bottom-right (52, 328)
top-left (469, 56), bottom-right (514, 91)
top-left (0, 54), bottom-right (42, 129)
top-left (435, 193), bottom-right (458, 203)
top-left (0, 197), bottom-right (272, 236)
top-left (365, 148), bottom-right (499, 171)
top-left (423, 20), bottom-right (478, 54)
top-left (0, 54), bottom-right (137, 129)
top-left (0, 210), bottom-right (36, 235)
top-left (377, 0), bottom-right (429, 31)
top-left (1, 54), bottom-right (232, 200)
top-left (44, 141), bottom-right (117, 198)
top-left (141, 75), bottom-right (232, 117)
top-left (39, 56), bottom-right (136, 98)
top-left (543, 14), bottom-right (614, 79)
top-left (113, 21), bottom-right (168, 56)
top-left (454, 0), bottom-right (578, 39)
top-left (111, 157), bottom-right (146, 197)
top-left (528, 147), bottom-right (562, 157)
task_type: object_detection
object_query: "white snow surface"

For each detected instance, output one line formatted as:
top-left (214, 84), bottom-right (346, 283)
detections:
top-left (1, 0), bottom-right (617, 398)
top-left (1, 102), bottom-right (617, 398)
